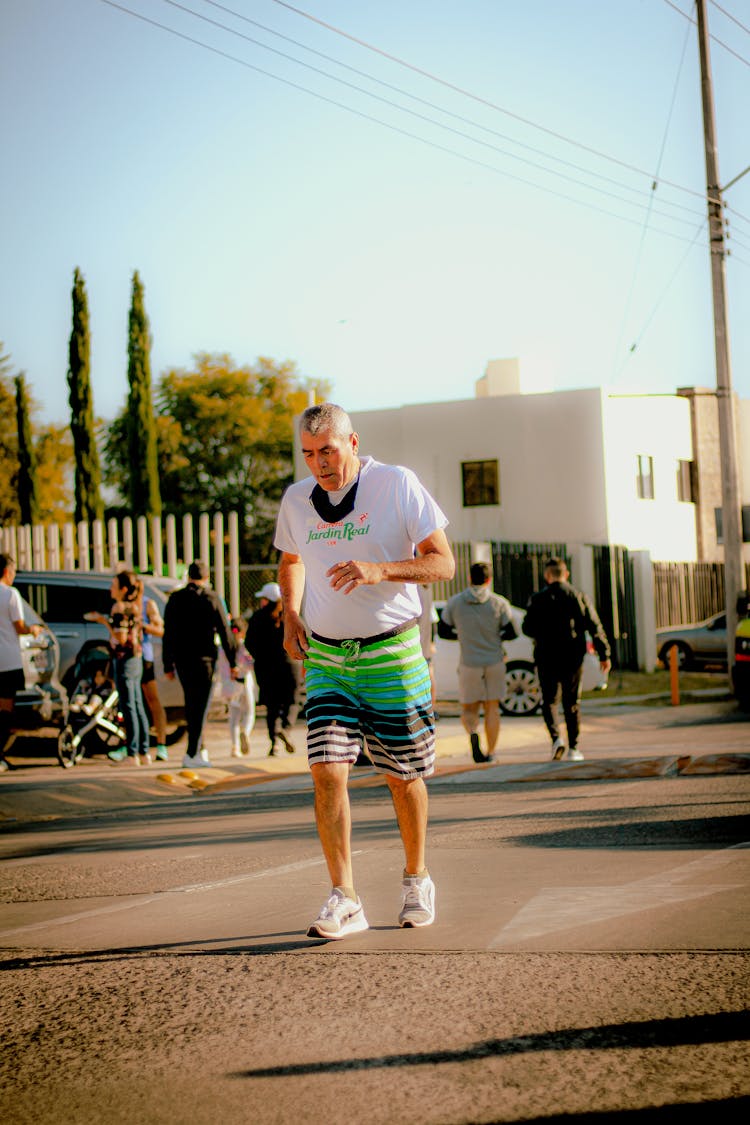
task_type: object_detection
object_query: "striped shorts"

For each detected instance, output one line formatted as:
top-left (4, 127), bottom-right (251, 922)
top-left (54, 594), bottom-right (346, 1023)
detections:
top-left (304, 624), bottom-right (436, 780)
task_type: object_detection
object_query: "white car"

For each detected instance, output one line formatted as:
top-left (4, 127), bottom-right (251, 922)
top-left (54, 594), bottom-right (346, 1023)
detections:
top-left (433, 602), bottom-right (607, 715)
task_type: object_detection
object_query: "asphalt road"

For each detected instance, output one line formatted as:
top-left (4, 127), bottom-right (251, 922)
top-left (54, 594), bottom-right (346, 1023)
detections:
top-left (1, 699), bottom-right (749, 1124)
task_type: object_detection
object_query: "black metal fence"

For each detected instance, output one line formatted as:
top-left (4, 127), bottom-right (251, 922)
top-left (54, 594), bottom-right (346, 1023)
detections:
top-left (653, 560), bottom-right (750, 628)
top-left (592, 545), bottom-right (638, 670)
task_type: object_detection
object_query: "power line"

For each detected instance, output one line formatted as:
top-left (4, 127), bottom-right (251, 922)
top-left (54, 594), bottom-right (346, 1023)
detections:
top-left (710, 0), bottom-right (750, 37)
top-left (94, 0), bottom-right (707, 245)
top-left (614, 220), bottom-right (707, 379)
top-left (662, 0), bottom-right (750, 66)
top-left (269, 0), bottom-right (715, 203)
top-left (159, 0), bottom-right (704, 229)
top-left (611, 13), bottom-right (694, 379)
top-left (194, 0), bottom-right (706, 222)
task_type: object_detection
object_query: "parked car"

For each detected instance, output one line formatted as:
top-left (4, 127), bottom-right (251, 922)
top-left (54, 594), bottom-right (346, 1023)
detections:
top-left (15, 571), bottom-right (184, 711)
top-left (656, 612), bottom-right (727, 671)
top-left (433, 601), bottom-right (607, 715)
top-left (731, 592), bottom-right (750, 712)
top-left (11, 595), bottom-right (66, 726)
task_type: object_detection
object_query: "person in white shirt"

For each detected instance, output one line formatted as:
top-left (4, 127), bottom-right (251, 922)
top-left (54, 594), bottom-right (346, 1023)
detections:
top-left (0, 554), bottom-right (43, 773)
top-left (276, 403), bottom-right (455, 940)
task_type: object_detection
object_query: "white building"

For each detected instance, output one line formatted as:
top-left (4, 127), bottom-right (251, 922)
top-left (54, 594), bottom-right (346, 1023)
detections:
top-left (313, 360), bottom-right (709, 562)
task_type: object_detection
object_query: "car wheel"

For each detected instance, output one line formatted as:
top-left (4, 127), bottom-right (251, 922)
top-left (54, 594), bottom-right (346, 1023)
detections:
top-left (659, 641), bottom-right (693, 671)
top-left (500, 661), bottom-right (542, 716)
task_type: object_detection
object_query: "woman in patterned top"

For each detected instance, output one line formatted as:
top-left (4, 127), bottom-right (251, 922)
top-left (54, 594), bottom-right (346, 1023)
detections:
top-left (87, 570), bottom-right (151, 766)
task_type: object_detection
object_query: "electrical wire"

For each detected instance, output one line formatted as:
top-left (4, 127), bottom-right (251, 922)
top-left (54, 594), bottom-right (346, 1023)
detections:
top-left (614, 220), bottom-right (708, 377)
top-left (661, 0), bottom-right (750, 66)
top-left (158, 0), bottom-right (703, 229)
top-left (611, 9), bottom-right (695, 379)
top-left (710, 0), bottom-right (750, 36)
top-left (194, 0), bottom-right (706, 221)
top-left (269, 0), bottom-right (728, 201)
top-left (94, 0), bottom-right (708, 245)
top-left (270, 0), bottom-right (750, 229)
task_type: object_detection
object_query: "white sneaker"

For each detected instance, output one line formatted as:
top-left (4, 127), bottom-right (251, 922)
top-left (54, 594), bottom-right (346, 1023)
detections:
top-left (399, 874), bottom-right (436, 928)
top-left (307, 890), bottom-right (369, 940)
top-left (566, 747), bottom-right (584, 761)
top-left (231, 747), bottom-right (243, 758)
top-left (181, 751), bottom-right (213, 769)
top-left (551, 737), bottom-right (566, 761)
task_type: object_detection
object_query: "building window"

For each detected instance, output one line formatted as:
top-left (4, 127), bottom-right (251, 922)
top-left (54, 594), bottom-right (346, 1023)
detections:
top-left (715, 506), bottom-right (750, 544)
top-left (677, 459), bottom-right (695, 503)
top-left (636, 454), bottom-right (654, 500)
top-left (462, 460), bottom-right (499, 507)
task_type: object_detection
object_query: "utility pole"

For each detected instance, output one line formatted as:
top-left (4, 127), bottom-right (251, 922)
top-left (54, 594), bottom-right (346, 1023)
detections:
top-left (696, 0), bottom-right (743, 667)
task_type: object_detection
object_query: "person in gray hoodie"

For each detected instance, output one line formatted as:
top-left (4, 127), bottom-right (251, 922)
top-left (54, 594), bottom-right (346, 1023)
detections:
top-left (441, 562), bottom-right (516, 763)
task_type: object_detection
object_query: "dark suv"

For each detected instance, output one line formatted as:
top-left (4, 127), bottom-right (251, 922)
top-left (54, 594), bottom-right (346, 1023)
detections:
top-left (15, 571), bottom-right (183, 709)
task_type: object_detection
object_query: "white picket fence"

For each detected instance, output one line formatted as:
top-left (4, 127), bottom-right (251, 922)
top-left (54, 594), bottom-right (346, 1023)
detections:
top-left (0, 511), bottom-right (242, 617)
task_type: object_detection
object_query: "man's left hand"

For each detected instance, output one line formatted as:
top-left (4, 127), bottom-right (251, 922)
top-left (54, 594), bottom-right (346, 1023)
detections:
top-left (327, 559), bottom-right (382, 594)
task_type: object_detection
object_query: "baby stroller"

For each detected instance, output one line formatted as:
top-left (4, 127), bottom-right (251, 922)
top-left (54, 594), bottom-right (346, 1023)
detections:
top-left (57, 644), bottom-right (125, 768)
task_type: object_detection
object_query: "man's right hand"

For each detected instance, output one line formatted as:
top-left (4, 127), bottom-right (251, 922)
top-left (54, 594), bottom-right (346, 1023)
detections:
top-left (284, 611), bottom-right (309, 661)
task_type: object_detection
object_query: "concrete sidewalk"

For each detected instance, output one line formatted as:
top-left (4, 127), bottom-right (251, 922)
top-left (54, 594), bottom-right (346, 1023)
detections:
top-left (1, 697), bottom-right (748, 824)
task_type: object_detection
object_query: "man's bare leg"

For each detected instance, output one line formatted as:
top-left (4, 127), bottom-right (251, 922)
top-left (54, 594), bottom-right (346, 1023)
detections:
top-left (460, 701), bottom-right (481, 737)
top-left (310, 761), bottom-right (354, 889)
top-left (386, 775), bottom-right (428, 874)
top-left (484, 700), bottom-right (501, 755)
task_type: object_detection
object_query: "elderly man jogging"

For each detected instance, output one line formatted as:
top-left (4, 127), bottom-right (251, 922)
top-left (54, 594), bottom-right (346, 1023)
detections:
top-left (276, 403), bottom-right (455, 939)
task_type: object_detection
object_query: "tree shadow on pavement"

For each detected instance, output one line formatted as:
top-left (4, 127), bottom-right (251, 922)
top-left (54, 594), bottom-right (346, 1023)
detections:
top-left (227, 1009), bottom-right (748, 1076)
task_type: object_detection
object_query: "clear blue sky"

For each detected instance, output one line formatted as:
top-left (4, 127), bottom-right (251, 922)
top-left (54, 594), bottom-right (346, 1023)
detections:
top-left (2, 0), bottom-right (749, 427)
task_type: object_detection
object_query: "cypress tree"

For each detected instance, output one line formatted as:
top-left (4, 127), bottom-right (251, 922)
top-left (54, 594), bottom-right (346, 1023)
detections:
top-left (14, 373), bottom-right (40, 525)
top-left (126, 271), bottom-right (161, 518)
top-left (67, 268), bottom-right (103, 522)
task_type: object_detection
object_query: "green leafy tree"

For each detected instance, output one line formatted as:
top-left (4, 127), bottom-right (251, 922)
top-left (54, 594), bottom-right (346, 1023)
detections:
top-left (14, 373), bottom-right (40, 525)
top-left (103, 353), bottom-right (329, 558)
top-left (0, 343), bottom-right (20, 523)
top-left (67, 268), bottom-right (103, 522)
top-left (35, 423), bottom-right (74, 523)
top-left (126, 271), bottom-right (161, 517)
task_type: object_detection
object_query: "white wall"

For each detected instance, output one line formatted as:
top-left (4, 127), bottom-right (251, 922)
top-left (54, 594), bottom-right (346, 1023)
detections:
top-left (344, 389), bottom-right (610, 546)
top-left (293, 389), bottom-right (703, 559)
top-left (601, 396), bottom-right (697, 561)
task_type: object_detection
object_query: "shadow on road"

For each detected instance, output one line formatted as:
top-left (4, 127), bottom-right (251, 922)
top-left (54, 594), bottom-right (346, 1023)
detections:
top-left (228, 1009), bottom-right (748, 1076)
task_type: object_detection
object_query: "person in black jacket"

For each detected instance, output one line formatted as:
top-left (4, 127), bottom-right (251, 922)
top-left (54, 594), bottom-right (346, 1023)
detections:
top-left (522, 557), bottom-right (610, 762)
top-left (244, 582), bottom-right (298, 757)
top-left (163, 560), bottom-right (237, 769)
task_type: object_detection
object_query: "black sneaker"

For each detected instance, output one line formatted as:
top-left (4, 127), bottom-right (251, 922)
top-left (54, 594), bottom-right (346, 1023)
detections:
top-left (470, 732), bottom-right (486, 763)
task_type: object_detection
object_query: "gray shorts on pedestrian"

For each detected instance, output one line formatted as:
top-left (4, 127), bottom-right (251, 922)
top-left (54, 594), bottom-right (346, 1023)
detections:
top-left (458, 661), bottom-right (506, 705)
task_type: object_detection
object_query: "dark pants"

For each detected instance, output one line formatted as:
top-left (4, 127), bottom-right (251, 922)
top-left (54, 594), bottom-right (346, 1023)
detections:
top-left (113, 654), bottom-right (150, 757)
top-left (536, 659), bottom-right (584, 748)
top-left (176, 657), bottom-right (215, 757)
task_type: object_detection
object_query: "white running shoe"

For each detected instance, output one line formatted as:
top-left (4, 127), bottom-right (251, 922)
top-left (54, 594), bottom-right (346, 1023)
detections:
top-left (181, 751), bottom-right (213, 769)
top-left (306, 890), bottom-right (369, 940)
top-left (551, 737), bottom-right (566, 761)
top-left (399, 874), bottom-right (436, 928)
top-left (566, 747), bottom-right (584, 761)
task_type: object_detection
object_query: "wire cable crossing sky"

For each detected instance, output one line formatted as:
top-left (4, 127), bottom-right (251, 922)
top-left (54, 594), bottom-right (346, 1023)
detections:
top-left (2, 0), bottom-right (748, 428)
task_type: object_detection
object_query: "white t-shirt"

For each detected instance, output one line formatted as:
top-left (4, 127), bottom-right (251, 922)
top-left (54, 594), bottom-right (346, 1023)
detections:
top-left (274, 456), bottom-right (448, 638)
top-left (0, 584), bottom-right (25, 673)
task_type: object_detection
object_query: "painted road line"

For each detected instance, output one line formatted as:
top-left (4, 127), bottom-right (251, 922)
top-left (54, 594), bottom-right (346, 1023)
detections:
top-left (0, 852), bottom-right (364, 938)
top-left (489, 842), bottom-right (750, 947)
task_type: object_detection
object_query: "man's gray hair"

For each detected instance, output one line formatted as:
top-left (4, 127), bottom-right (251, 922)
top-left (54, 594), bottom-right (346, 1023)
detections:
top-left (299, 403), bottom-right (353, 438)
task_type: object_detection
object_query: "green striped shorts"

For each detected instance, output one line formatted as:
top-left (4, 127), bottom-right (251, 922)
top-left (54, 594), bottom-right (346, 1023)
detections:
top-left (304, 623), bottom-right (436, 780)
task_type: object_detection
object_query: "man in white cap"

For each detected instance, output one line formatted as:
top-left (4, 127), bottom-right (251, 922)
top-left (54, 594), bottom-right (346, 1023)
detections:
top-left (244, 581), bottom-right (298, 756)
